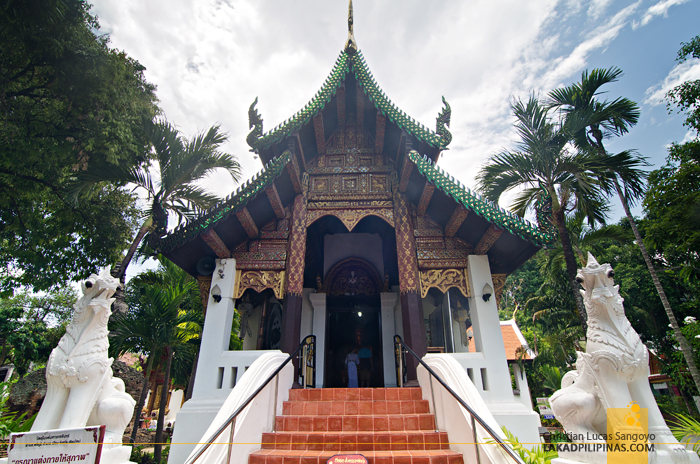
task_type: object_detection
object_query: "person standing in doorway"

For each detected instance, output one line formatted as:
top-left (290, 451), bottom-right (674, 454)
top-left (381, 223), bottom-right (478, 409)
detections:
top-left (345, 348), bottom-right (359, 388)
top-left (358, 344), bottom-right (373, 387)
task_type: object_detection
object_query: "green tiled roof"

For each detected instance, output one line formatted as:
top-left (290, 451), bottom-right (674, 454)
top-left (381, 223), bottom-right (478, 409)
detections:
top-left (157, 151), bottom-right (292, 253)
top-left (352, 51), bottom-right (444, 148)
top-left (248, 50), bottom-right (448, 151)
top-left (408, 151), bottom-right (555, 246)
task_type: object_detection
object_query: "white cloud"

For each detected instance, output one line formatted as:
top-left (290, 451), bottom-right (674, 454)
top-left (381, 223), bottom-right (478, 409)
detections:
top-left (680, 130), bottom-right (698, 144)
top-left (645, 60), bottom-right (700, 106)
top-left (633, 0), bottom-right (689, 28)
top-left (543, 1), bottom-right (640, 89)
top-left (88, 0), bottom-right (693, 220)
top-left (588, 0), bottom-right (615, 19)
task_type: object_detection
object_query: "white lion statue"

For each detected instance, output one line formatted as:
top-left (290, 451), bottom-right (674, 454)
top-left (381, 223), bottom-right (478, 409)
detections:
top-left (32, 268), bottom-right (136, 463)
top-left (550, 253), bottom-right (698, 464)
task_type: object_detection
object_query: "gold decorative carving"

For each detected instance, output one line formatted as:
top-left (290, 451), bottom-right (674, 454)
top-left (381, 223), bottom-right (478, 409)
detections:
top-left (308, 200), bottom-right (392, 210)
top-left (343, 177), bottom-right (357, 190)
top-left (197, 276), bottom-right (212, 316)
top-left (309, 193), bottom-right (392, 201)
top-left (475, 224), bottom-right (503, 255)
top-left (492, 274), bottom-right (507, 307)
top-left (312, 177), bottom-right (329, 192)
top-left (370, 175), bottom-right (388, 192)
top-left (324, 258), bottom-right (383, 296)
top-left (233, 270), bottom-right (286, 300)
top-left (285, 193), bottom-right (307, 296)
top-left (306, 208), bottom-right (394, 230)
top-left (419, 268), bottom-right (470, 299)
top-left (394, 190), bottom-right (419, 294)
top-left (307, 154), bottom-right (391, 174)
top-left (328, 156), bottom-right (344, 167)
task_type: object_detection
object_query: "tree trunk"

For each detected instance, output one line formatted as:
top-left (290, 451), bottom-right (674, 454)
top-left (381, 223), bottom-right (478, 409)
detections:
top-left (154, 347), bottom-right (173, 463)
top-left (0, 339), bottom-right (8, 366)
top-left (553, 209), bottom-right (588, 331)
top-left (110, 217), bottom-right (153, 318)
top-left (113, 217), bottom-right (153, 281)
top-left (129, 351), bottom-right (156, 445)
top-left (613, 176), bottom-right (700, 394)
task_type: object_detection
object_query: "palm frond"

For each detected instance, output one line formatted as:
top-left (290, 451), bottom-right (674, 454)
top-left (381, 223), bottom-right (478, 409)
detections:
top-left (510, 187), bottom-right (542, 217)
top-left (669, 414), bottom-right (700, 453)
top-left (66, 162), bottom-right (155, 205)
top-left (477, 150), bottom-right (540, 202)
top-left (602, 150), bottom-right (649, 205)
top-left (596, 97), bottom-right (640, 136)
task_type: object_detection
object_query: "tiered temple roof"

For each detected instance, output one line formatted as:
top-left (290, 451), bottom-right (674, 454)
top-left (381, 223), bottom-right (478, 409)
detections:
top-left (247, 50), bottom-right (447, 154)
top-left (157, 4), bottom-right (553, 279)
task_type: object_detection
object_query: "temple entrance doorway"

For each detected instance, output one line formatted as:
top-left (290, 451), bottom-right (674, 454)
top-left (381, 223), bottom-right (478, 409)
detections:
top-left (323, 258), bottom-right (385, 388)
top-left (325, 296), bottom-right (383, 387)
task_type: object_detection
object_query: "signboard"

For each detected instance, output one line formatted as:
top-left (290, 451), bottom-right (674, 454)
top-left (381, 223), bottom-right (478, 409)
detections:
top-left (327, 455), bottom-right (368, 464)
top-left (536, 397), bottom-right (555, 420)
top-left (8, 425), bottom-right (105, 464)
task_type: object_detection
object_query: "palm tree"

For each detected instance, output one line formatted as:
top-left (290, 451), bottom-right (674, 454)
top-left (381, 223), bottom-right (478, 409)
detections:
top-left (70, 119), bottom-right (241, 301)
top-left (539, 212), bottom-right (630, 282)
top-left (541, 366), bottom-right (563, 393)
top-left (478, 97), bottom-right (633, 330)
top-left (547, 67), bottom-right (700, 394)
top-left (528, 273), bottom-right (584, 356)
top-left (109, 261), bottom-right (201, 460)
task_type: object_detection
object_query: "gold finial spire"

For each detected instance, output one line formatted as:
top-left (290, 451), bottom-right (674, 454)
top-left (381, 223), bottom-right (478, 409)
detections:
top-left (344, 0), bottom-right (358, 54)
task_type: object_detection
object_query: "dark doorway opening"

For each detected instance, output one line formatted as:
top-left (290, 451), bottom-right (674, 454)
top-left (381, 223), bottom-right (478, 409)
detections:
top-left (325, 295), bottom-right (384, 388)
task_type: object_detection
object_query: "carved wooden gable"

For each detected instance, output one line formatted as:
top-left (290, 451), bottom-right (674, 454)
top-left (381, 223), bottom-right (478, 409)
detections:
top-left (232, 214), bottom-right (290, 271)
top-left (412, 210), bottom-right (472, 270)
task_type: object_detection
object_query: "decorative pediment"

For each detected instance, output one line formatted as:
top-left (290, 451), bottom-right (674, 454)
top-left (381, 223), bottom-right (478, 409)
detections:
top-left (324, 258), bottom-right (383, 296)
top-left (233, 270), bottom-right (285, 299)
top-left (419, 268), bottom-right (470, 299)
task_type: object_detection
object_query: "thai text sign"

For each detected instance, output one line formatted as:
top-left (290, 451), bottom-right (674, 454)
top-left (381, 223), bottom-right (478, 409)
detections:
top-left (8, 425), bottom-right (105, 464)
top-left (327, 454), bottom-right (368, 464)
top-left (536, 397), bottom-right (555, 420)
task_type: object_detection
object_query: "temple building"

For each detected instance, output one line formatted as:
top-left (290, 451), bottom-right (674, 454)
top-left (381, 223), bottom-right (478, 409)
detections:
top-left (159, 4), bottom-right (553, 463)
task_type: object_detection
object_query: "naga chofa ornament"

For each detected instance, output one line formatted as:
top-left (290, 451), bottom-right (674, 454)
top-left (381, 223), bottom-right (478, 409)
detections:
top-left (436, 96), bottom-right (452, 149)
top-left (247, 97), bottom-right (264, 151)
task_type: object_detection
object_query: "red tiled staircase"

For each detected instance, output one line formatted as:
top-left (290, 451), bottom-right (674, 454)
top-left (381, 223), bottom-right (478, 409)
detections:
top-left (249, 388), bottom-right (464, 464)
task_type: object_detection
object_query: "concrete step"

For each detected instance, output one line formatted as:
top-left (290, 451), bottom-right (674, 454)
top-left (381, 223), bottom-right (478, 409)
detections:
top-left (249, 449), bottom-right (464, 464)
top-left (260, 431), bottom-right (450, 452)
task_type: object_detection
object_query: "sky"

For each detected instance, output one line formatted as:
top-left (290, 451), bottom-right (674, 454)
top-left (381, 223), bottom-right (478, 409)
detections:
top-left (89, 0), bottom-right (700, 279)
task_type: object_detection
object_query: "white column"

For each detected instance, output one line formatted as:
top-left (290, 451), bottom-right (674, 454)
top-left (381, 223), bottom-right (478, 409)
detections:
top-left (381, 292), bottom-right (398, 387)
top-left (300, 289), bottom-right (314, 343)
top-left (191, 258), bottom-right (237, 399)
top-left (309, 293), bottom-right (326, 388)
top-left (169, 258), bottom-right (237, 464)
top-left (438, 256), bottom-right (542, 448)
top-left (466, 255), bottom-right (511, 400)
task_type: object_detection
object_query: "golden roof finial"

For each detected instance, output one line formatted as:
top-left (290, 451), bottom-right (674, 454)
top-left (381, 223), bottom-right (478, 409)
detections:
top-left (344, 0), bottom-right (358, 54)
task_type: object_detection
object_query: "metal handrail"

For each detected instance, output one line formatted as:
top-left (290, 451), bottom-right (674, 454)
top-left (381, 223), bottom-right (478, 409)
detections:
top-left (185, 335), bottom-right (316, 464)
top-left (394, 335), bottom-right (526, 464)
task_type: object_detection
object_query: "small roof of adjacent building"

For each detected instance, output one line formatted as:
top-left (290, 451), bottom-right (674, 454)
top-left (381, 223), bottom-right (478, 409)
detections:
top-left (500, 320), bottom-right (534, 361)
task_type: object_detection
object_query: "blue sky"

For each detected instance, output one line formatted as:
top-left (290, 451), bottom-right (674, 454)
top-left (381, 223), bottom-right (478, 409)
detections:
top-left (91, 0), bottom-right (699, 258)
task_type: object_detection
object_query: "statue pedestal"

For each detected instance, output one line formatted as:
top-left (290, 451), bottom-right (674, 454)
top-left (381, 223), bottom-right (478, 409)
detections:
top-left (552, 452), bottom-right (607, 464)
